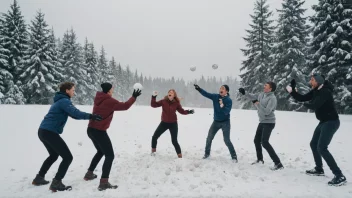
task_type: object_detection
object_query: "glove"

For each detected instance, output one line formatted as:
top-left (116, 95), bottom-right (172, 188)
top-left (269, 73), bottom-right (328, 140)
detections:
top-left (152, 91), bottom-right (158, 98)
top-left (290, 79), bottom-right (296, 90)
top-left (238, 88), bottom-right (245, 95)
top-left (194, 84), bottom-right (201, 91)
top-left (252, 99), bottom-right (258, 104)
top-left (90, 114), bottom-right (102, 121)
top-left (186, 109), bottom-right (195, 114)
top-left (132, 89), bottom-right (142, 98)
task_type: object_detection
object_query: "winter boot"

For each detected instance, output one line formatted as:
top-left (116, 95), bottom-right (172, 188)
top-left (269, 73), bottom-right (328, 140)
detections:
top-left (251, 160), bottom-right (264, 165)
top-left (270, 162), bottom-right (284, 171)
top-left (32, 174), bottom-right (50, 186)
top-left (306, 167), bottom-right (324, 176)
top-left (177, 153), bottom-right (182, 158)
top-left (98, 178), bottom-right (118, 191)
top-left (84, 170), bottom-right (97, 181)
top-left (151, 148), bottom-right (156, 156)
top-left (328, 174), bottom-right (347, 186)
top-left (231, 155), bottom-right (238, 163)
top-left (202, 153), bottom-right (210, 159)
top-left (49, 179), bottom-right (72, 192)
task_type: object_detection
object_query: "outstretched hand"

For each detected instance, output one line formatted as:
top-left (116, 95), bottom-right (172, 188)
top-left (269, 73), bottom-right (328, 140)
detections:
top-left (152, 91), bottom-right (158, 98)
top-left (187, 109), bottom-right (195, 114)
top-left (132, 89), bottom-right (142, 98)
top-left (194, 84), bottom-right (201, 91)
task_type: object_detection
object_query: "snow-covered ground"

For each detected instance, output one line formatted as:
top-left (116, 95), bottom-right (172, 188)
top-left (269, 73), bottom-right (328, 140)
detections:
top-left (1, 105), bottom-right (352, 198)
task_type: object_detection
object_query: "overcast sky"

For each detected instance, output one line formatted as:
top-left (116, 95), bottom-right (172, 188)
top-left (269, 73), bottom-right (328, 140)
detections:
top-left (0, 0), bottom-right (316, 81)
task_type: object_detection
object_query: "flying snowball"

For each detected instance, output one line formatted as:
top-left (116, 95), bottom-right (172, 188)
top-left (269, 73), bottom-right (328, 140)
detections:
top-left (212, 64), bottom-right (218, 70)
top-left (190, 66), bottom-right (196, 72)
top-left (133, 83), bottom-right (143, 90)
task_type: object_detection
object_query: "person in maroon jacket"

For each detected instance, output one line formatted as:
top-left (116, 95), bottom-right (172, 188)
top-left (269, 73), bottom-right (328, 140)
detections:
top-left (151, 89), bottom-right (194, 158)
top-left (84, 83), bottom-right (141, 191)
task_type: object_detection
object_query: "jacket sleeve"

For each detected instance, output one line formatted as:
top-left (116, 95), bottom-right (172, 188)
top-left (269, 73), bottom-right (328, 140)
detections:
top-left (220, 98), bottom-right (232, 115)
top-left (61, 99), bottom-right (90, 120)
top-left (244, 93), bottom-right (258, 101)
top-left (176, 103), bottom-right (188, 115)
top-left (199, 88), bottom-right (217, 100)
top-left (151, 96), bottom-right (163, 108)
top-left (303, 90), bottom-right (328, 110)
top-left (256, 97), bottom-right (277, 116)
top-left (112, 97), bottom-right (136, 111)
top-left (290, 89), bottom-right (314, 102)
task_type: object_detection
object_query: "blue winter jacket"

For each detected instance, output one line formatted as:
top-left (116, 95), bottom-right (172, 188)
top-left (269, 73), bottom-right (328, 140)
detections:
top-left (199, 88), bottom-right (232, 121)
top-left (39, 92), bottom-right (91, 134)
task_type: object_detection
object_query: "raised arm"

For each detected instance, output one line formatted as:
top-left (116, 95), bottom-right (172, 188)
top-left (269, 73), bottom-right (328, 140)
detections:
top-left (303, 89), bottom-right (329, 110)
top-left (151, 96), bottom-right (163, 108)
top-left (61, 99), bottom-right (91, 120)
top-left (290, 89), bottom-right (314, 102)
top-left (199, 88), bottom-right (217, 100)
top-left (112, 97), bottom-right (136, 111)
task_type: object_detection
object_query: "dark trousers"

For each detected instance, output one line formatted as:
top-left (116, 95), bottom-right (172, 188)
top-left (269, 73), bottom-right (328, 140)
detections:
top-left (254, 123), bottom-right (281, 164)
top-left (310, 120), bottom-right (342, 175)
top-left (204, 120), bottom-right (236, 157)
top-left (87, 127), bottom-right (115, 179)
top-left (151, 122), bottom-right (181, 154)
top-left (37, 128), bottom-right (73, 180)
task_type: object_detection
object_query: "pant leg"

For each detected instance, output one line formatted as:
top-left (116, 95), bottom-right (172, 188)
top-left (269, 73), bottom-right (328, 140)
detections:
top-left (205, 121), bottom-right (221, 155)
top-left (254, 124), bottom-right (264, 161)
top-left (169, 122), bottom-right (181, 154)
top-left (221, 121), bottom-right (237, 157)
top-left (151, 122), bottom-right (169, 149)
top-left (39, 130), bottom-right (73, 180)
top-left (318, 120), bottom-right (342, 175)
top-left (87, 127), bottom-right (104, 172)
top-left (96, 132), bottom-right (114, 179)
top-left (261, 123), bottom-right (281, 164)
top-left (38, 129), bottom-right (59, 177)
top-left (310, 123), bottom-right (323, 170)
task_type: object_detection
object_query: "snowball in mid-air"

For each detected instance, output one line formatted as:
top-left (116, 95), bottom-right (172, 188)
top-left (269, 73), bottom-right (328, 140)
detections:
top-left (190, 66), bottom-right (196, 72)
top-left (133, 83), bottom-right (143, 90)
top-left (212, 64), bottom-right (218, 69)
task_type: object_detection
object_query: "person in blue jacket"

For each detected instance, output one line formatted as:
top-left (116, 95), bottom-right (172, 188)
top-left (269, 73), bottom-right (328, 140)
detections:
top-left (194, 84), bottom-right (237, 161)
top-left (31, 82), bottom-right (102, 192)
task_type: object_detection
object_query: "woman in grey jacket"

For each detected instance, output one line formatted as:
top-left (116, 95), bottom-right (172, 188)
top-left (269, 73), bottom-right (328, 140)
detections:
top-left (239, 82), bottom-right (283, 170)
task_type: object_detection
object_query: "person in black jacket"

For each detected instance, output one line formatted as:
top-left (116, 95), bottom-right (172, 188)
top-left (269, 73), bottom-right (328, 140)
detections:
top-left (286, 74), bottom-right (346, 186)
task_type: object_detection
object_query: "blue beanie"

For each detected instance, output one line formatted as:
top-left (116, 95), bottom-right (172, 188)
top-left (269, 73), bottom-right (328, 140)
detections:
top-left (312, 74), bottom-right (325, 85)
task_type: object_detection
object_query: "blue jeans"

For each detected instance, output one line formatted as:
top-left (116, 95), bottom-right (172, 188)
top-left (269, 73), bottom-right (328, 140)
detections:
top-left (204, 120), bottom-right (236, 157)
top-left (311, 120), bottom-right (342, 175)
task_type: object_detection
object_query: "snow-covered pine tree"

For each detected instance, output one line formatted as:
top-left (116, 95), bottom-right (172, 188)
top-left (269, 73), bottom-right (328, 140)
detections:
top-left (270, 0), bottom-right (310, 111)
top-left (1, 0), bottom-right (29, 82)
top-left (308, 0), bottom-right (352, 113)
top-left (239, 0), bottom-right (276, 109)
top-left (83, 38), bottom-right (100, 104)
top-left (114, 63), bottom-right (124, 100)
top-left (20, 11), bottom-right (65, 104)
top-left (98, 46), bottom-right (109, 83)
top-left (49, 28), bottom-right (65, 83)
top-left (107, 56), bottom-right (116, 84)
top-left (60, 29), bottom-right (90, 104)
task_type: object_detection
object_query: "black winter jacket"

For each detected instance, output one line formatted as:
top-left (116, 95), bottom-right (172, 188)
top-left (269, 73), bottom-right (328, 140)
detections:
top-left (290, 80), bottom-right (339, 122)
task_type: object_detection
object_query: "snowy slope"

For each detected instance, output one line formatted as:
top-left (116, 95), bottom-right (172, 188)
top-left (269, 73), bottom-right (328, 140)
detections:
top-left (0, 105), bottom-right (352, 198)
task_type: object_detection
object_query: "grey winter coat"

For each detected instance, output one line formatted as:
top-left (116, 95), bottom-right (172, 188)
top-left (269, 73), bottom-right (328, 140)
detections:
top-left (245, 92), bottom-right (277, 123)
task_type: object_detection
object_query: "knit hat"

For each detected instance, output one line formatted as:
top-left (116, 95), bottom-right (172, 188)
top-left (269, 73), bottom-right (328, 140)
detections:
top-left (312, 74), bottom-right (325, 85)
top-left (266, 82), bottom-right (277, 92)
top-left (101, 83), bottom-right (112, 93)
top-left (222, 85), bottom-right (229, 92)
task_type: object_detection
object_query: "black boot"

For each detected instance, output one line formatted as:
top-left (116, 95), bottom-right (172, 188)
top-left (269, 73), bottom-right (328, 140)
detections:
top-left (328, 174), bottom-right (347, 186)
top-left (84, 170), bottom-right (97, 181)
top-left (202, 154), bottom-right (210, 159)
top-left (231, 155), bottom-right (238, 163)
top-left (251, 160), bottom-right (264, 165)
top-left (49, 179), bottom-right (72, 192)
top-left (98, 178), bottom-right (118, 191)
top-left (270, 162), bottom-right (284, 171)
top-left (32, 174), bottom-right (50, 186)
top-left (306, 167), bottom-right (324, 176)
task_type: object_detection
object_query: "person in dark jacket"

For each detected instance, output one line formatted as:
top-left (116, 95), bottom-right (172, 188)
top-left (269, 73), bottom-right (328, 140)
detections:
top-left (32, 82), bottom-right (102, 192)
top-left (239, 82), bottom-right (283, 171)
top-left (151, 89), bottom-right (194, 158)
top-left (84, 83), bottom-right (141, 191)
top-left (194, 84), bottom-right (237, 161)
top-left (286, 74), bottom-right (347, 186)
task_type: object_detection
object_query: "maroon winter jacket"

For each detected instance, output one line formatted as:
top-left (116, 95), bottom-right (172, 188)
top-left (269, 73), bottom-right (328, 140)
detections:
top-left (88, 92), bottom-right (136, 131)
top-left (151, 96), bottom-right (188, 123)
